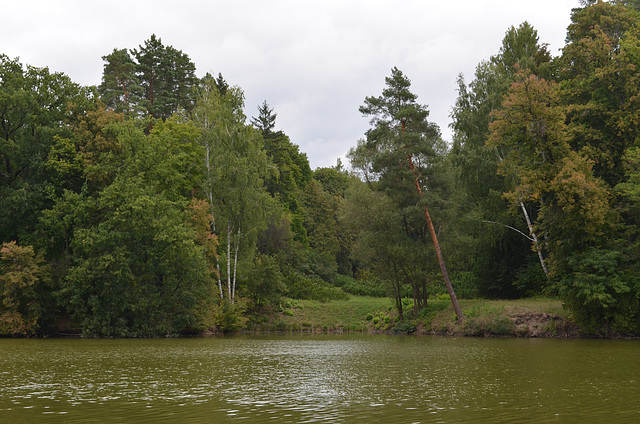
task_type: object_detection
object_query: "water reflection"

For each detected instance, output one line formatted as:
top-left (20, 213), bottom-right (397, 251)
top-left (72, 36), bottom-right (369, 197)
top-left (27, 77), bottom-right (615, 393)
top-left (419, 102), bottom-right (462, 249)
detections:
top-left (0, 336), bottom-right (639, 423)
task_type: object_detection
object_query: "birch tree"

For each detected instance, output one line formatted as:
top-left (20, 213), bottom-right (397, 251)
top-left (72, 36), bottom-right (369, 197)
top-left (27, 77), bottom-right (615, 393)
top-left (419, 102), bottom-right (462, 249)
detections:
top-left (193, 76), bottom-right (273, 304)
top-left (450, 22), bottom-right (554, 295)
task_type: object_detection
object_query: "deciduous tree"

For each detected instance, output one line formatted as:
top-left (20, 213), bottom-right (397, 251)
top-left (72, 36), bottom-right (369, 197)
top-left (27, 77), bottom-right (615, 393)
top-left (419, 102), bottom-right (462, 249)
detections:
top-left (0, 242), bottom-right (49, 335)
top-left (193, 76), bottom-right (275, 304)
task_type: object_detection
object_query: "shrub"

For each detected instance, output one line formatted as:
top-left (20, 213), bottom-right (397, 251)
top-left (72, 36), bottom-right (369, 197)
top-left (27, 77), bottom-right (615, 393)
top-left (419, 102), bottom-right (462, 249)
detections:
top-left (451, 271), bottom-right (480, 299)
top-left (392, 321), bottom-right (416, 334)
top-left (557, 248), bottom-right (639, 335)
top-left (285, 273), bottom-right (349, 302)
top-left (211, 299), bottom-right (248, 334)
top-left (338, 274), bottom-right (387, 297)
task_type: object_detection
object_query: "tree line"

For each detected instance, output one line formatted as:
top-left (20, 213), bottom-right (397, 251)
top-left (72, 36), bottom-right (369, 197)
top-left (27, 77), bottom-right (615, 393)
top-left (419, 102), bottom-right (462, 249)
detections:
top-left (2, 0), bottom-right (639, 336)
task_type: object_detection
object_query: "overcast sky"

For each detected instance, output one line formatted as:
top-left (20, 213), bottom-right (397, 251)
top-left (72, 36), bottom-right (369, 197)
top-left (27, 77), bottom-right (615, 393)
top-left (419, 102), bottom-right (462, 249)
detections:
top-left (3, 1), bottom-right (579, 169)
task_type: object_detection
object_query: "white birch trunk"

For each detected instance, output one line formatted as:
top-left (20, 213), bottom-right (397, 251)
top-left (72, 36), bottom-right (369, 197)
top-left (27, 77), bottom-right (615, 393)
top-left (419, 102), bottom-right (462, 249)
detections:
top-left (227, 221), bottom-right (232, 301)
top-left (519, 201), bottom-right (550, 278)
top-left (205, 136), bottom-right (224, 300)
top-left (231, 227), bottom-right (240, 303)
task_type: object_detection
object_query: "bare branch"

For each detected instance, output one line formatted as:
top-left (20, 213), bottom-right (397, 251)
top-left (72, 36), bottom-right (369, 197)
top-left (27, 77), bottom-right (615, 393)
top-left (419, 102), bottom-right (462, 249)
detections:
top-left (482, 220), bottom-right (533, 241)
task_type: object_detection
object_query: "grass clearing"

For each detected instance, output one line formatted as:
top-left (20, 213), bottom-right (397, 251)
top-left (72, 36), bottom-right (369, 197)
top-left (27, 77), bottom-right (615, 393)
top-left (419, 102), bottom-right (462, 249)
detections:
top-left (429, 298), bottom-right (575, 337)
top-left (258, 296), bottom-right (393, 332)
top-left (251, 296), bottom-right (576, 337)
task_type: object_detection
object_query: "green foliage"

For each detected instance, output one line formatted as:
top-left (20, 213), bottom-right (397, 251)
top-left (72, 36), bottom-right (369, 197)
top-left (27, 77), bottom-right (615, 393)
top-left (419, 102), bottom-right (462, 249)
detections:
top-left (334, 274), bottom-right (386, 297)
top-left (450, 271), bottom-right (480, 300)
top-left (449, 23), bottom-right (556, 297)
top-left (285, 273), bottom-right (349, 302)
top-left (251, 100), bottom-right (277, 133)
top-left (512, 260), bottom-right (548, 297)
top-left (246, 254), bottom-right (286, 310)
top-left (560, 1), bottom-right (640, 186)
top-left (98, 48), bottom-right (141, 115)
top-left (392, 321), bottom-right (416, 334)
top-left (0, 54), bottom-right (92, 243)
top-left (417, 300), bottom-right (451, 321)
top-left (461, 315), bottom-right (515, 337)
top-left (5, 4), bottom-right (640, 336)
top-left (99, 35), bottom-right (198, 121)
top-left (34, 112), bottom-right (216, 337)
top-left (61, 177), bottom-right (213, 337)
top-left (193, 76), bottom-right (275, 304)
top-left (557, 248), bottom-right (639, 334)
top-left (340, 178), bottom-right (437, 319)
top-left (130, 35), bottom-right (197, 120)
top-left (0, 242), bottom-right (50, 335)
top-left (251, 100), bottom-right (312, 216)
top-left (488, 64), bottom-right (626, 327)
top-left (210, 298), bottom-right (249, 334)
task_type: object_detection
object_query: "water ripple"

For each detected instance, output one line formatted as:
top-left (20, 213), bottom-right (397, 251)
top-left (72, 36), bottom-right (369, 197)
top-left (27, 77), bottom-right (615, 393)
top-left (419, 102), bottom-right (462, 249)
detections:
top-left (1, 336), bottom-right (639, 423)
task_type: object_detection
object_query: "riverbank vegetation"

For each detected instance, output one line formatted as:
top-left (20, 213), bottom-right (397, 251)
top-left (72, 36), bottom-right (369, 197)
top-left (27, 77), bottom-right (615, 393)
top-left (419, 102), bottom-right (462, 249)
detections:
top-left (2, 1), bottom-right (640, 338)
top-left (252, 296), bottom-right (577, 338)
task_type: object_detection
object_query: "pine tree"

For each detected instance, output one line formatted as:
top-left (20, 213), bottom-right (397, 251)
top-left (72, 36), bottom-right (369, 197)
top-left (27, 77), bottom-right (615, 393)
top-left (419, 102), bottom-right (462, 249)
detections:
top-left (352, 67), bottom-right (463, 321)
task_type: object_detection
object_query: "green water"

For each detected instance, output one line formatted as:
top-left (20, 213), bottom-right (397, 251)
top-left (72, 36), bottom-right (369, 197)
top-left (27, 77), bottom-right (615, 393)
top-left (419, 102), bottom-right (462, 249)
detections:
top-left (0, 335), bottom-right (638, 423)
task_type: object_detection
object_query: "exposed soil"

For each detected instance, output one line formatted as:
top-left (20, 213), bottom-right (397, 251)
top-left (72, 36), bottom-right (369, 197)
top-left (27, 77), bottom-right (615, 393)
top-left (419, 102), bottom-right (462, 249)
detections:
top-left (508, 311), bottom-right (580, 338)
top-left (423, 310), bottom-right (581, 338)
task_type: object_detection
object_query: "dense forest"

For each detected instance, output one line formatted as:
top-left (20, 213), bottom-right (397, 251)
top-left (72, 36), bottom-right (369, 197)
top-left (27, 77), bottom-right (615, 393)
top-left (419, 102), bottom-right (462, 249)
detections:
top-left (2, 1), bottom-right (640, 337)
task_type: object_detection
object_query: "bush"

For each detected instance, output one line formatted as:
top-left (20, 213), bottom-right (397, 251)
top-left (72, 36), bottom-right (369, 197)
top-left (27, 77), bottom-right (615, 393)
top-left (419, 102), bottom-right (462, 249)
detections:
top-left (451, 271), bottom-right (480, 299)
top-left (392, 321), bottom-right (416, 334)
top-left (211, 299), bottom-right (248, 334)
top-left (461, 316), bottom-right (514, 336)
top-left (558, 248), bottom-right (640, 334)
top-left (332, 274), bottom-right (352, 287)
top-left (247, 254), bottom-right (286, 310)
top-left (339, 275), bottom-right (386, 297)
top-left (417, 301), bottom-right (450, 324)
top-left (285, 273), bottom-right (349, 302)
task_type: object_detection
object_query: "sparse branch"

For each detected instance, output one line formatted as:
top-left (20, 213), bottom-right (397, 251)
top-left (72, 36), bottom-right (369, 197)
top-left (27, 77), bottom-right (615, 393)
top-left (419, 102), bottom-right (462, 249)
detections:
top-left (482, 220), bottom-right (533, 241)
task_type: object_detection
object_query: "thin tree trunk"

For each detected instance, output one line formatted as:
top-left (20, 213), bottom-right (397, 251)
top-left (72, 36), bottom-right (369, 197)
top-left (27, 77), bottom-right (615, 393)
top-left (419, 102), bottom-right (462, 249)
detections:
top-left (216, 262), bottom-right (224, 299)
top-left (212, 209), bottom-right (223, 300)
top-left (391, 261), bottom-right (403, 321)
top-left (231, 227), bottom-right (240, 303)
top-left (494, 151), bottom-right (549, 280)
top-left (227, 221), bottom-right (232, 301)
top-left (519, 201), bottom-right (550, 278)
top-left (408, 155), bottom-right (464, 322)
top-left (206, 143), bottom-right (224, 300)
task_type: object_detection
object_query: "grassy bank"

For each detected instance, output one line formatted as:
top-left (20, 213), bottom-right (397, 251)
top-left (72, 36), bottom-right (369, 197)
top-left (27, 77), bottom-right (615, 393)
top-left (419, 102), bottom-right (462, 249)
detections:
top-left (249, 296), bottom-right (393, 332)
top-left (427, 298), bottom-right (578, 337)
top-left (250, 296), bottom-right (579, 337)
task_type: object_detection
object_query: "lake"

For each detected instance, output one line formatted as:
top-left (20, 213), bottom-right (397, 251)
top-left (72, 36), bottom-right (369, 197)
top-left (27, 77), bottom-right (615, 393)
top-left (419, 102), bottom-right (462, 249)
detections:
top-left (0, 335), bottom-right (638, 423)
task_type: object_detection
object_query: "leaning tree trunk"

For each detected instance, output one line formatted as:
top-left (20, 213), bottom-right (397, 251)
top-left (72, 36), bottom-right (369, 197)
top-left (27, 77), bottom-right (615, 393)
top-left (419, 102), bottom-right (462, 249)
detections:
top-left (231, 227), bottom-right (240, 304)
top-left (408, 155), bottom-right (464, 322)
top-left (227, 221), bottom-right (232, 302)
top-left (519, 201), bottom-right (550, 279)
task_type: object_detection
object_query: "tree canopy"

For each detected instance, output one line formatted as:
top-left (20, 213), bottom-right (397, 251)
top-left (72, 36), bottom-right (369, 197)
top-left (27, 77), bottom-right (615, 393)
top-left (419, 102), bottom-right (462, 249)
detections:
top-left (2, 3), bottom-right (640, 336)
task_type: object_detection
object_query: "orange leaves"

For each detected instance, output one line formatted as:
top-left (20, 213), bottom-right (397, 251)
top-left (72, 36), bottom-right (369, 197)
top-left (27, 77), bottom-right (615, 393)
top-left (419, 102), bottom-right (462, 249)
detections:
top-left (488, 71), bottom-right (568, 162)
top-left (0, 241), bottom-right (39, 290)
top-left (550, 152), bottom-right (610, 234)
top-left (0, 241), bottom-right (46, 335)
